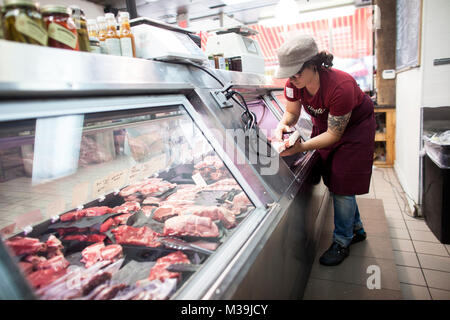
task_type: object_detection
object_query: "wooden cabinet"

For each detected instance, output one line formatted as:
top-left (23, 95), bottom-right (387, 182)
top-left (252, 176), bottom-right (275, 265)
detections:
top-left (374, 107), bottom-right (396, 167)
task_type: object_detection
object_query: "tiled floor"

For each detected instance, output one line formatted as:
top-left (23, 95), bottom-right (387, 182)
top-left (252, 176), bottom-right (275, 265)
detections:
top-left (304, 167), bottom-right (450, 300)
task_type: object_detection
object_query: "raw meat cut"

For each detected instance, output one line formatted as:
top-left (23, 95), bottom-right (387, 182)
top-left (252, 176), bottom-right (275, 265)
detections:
top-left (36, 255), bottom-right (69, 272)
top-left (119, 178), bottom-right (175, 197)
top-left (60, 210), bottom-right (86, 222)
top-left (19, 262), bottom-right (34, 275)
top-left (24, 255), bottom-right (47, 267)
top-left (45, 235), bottom-right (64, 258)
top-left (100, 218), bottom-right (116, 233)
top-left (165, 185), bottom-right (201, 201)
top-left (152, 205), bottom-right (180, 222)
top-left (60, 206), bottom-right (112, 222)
top-left (57, 227), bottom-right (89, 237)
top-left (27, 268), bottom-right (67, 289)
top-left (141, 206), bottom-right (157, 217)
top-left (163, 215), bottom-right (219, 238)
top-left (113, 213), bottom-right (133, 225)
top-left (111, 201), bottom-right (140, 214)
top-left (148, 251), bottom-right (190, 282)
top-left (84, 206), bottom-right (113, 217)
top-left (189, 206), bottom-right (236, 229)
top-left (203, 178), bottom-right (242, 191)
top-left (5, 237), bottom-right (47, 256)
top-left (270, 130), bottom-right (300, 153)
top-left (81, 242), bottom-right (105, 268)
top-left (81, 243), bottom-right (123, 268)
top-left (111, 225), bottom-right (161, 247)
top-left (194, 156), bottom-right (224, 170)
top-left (227, 192), bottom-right (252, 215)
top-left (62, 234), bottom-right (106, 243)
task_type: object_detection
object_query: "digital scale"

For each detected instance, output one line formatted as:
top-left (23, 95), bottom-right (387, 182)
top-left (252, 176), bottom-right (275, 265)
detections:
top-left (205, 26), bottom-right (265, 74)
top-left (131, 17), bottom-right (207, 63)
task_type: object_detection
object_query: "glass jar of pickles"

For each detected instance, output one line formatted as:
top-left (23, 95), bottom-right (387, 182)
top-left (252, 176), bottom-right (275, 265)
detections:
top-left (41, 4), bottom-right (79, 51)
top-left (70, 5), bottom-right (90, 52)
top-left (2, 0), bottom-right (47, 46)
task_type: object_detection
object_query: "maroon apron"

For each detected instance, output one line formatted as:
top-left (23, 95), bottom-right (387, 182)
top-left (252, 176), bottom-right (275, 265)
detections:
top-left (309, 94), bottom-right (376, 195)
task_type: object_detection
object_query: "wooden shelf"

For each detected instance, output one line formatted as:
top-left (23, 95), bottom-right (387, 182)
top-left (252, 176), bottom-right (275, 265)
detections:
top-left (375, 132), bottom-right (386, 141)
top-left (374, 108), bottom-right (396, 167)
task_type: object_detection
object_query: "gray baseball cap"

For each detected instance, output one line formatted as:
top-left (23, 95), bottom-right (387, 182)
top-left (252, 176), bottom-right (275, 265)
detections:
top-left (275, 34), bottom-right (319, 79)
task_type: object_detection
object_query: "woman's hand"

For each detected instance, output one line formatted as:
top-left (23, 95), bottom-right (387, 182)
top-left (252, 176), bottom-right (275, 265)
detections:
top-left (280, 139), bottom-right (305, 157)
top-left (274, 123), bottom-right (292, 141)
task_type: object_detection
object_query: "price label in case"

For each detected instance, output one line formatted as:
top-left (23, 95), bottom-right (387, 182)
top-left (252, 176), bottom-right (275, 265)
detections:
top-left (128, 164), bottom-right (143, 183)
top-left (107, 170), bottom-right (128, 191)
top-left (92, 176), bottom-right (110, 198)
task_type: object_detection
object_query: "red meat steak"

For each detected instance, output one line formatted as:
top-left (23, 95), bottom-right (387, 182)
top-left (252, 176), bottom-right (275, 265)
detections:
top-left (19, 262), bottom-right (34, 275)
top-left (63, 234), bottom-right (106, 243)
top-left (111, 225), bottom-right (161, 247)
top-left (100, 244), bottom-right (123, 260)
top-left (113, 213), bottom-right (133, 225)
top-left (189, 206), bottom-right (236, 229)
top-left (163, 215), bottom-right (219, 238)
top-left (141, 206), bottom-right (157, 217)
top-left (152, 205), bottom-right (180, 222)
top-left (81, 243), bottom-right (123, 268)
top-left (84, 206), bottom-right (113, 217)
top-left (111, 201), bottom-right (140, 214)
top-left (60, 210), bottom-right (86, 222)
top-left (45, 235), bottom-right (63, 249)
top-left (148, 251), bottom-right (190, 282)
top-left (100, 218), bottom-right (116, 233)
top-left (36, 255), bottom-right (69, 272)
top-left (5, 237), bottom-right (47, 256)
top-left (27, 268), bottom-right (67, 289)
top-left (81, 242), bottom-right (105, 268)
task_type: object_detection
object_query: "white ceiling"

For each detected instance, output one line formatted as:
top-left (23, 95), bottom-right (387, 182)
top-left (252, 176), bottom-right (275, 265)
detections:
top-left (89, 0), bottom-right (356, 25)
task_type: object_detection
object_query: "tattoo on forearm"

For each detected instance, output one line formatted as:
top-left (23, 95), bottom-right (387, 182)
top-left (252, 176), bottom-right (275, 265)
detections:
top-left (328, 112), bottom-right (352, 136)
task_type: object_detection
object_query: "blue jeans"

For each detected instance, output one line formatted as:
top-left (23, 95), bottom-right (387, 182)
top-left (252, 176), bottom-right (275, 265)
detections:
top-left (332, 193), bottom-right (364, 247)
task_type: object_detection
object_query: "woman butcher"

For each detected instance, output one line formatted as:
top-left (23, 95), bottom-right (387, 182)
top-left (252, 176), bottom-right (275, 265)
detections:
top-left (274, 34), bottom-right (376, 266)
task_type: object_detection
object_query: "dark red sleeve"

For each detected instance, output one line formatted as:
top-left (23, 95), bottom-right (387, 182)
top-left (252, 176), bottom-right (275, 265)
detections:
top-left (328, 81), bottom-right (357, 116)
top-left (283, 79), bottom-right (301, 102)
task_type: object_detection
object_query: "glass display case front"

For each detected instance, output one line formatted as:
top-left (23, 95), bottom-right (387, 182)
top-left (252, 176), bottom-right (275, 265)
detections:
top-left (0, 103), bottom-right (256, 300)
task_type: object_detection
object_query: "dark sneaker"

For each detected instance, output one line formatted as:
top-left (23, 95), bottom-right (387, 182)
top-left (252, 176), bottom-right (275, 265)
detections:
top-left (319, 242), bottom-right (350, 266)
top-left (351, 230), bottom-right (367, 245)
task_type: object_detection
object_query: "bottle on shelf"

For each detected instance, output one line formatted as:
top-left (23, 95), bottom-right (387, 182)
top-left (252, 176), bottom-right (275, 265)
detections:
top-left (86, 19), bottom-right (101, 53)
top-left (104, 12), bottom-right (121, 56)
top-left (2, 0), bottom-right (47, 46)
top-left (41, 5), bottom-right (79, 51)
top-left (96, 15), bottom-right (107, 54)
top-left (70, 5), bottom-right (90, 52)
top-left (118, 11), bottom-right (135, 58)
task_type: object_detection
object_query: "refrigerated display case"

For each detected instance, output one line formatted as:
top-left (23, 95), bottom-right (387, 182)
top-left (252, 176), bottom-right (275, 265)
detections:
top-left (0, 39), bottom-right (329, 300)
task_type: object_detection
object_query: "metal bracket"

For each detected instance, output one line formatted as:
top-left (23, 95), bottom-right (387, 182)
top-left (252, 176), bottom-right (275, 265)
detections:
top-left (210, 90), bottom-right (233, 108)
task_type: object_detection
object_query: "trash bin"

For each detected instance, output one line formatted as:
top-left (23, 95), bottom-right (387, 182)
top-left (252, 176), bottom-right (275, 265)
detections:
top-left (422, 133), bottom-right (450, 244)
